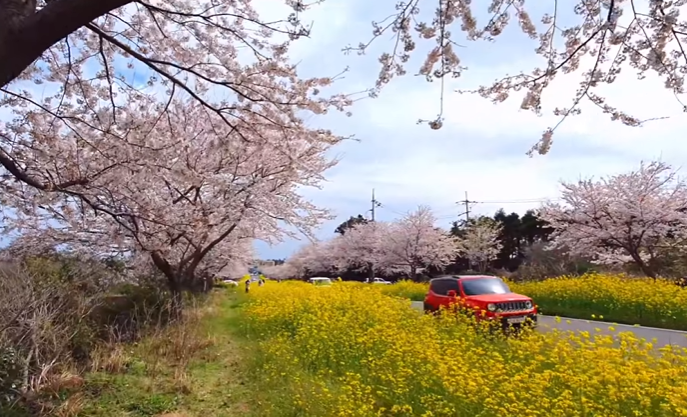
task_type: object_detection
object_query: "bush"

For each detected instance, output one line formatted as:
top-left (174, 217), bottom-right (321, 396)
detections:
top-left (0, 255), bottom-right (174, 414)
top-left (511, 242), bottom-right (595, 281)
top-left (378, 280), bottom-right (427, 301)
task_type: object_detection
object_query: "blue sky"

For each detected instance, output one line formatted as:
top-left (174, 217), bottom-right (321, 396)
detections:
top-left (251, 0), bottom-right (687, 259)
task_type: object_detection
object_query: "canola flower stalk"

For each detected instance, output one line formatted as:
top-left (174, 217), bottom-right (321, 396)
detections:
top-left (241, 280), bottom-right (687, 417)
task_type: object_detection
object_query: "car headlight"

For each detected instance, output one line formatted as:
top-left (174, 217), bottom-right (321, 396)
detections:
top-left (525, 300), bottom-right (533, 310)
top-left (487, 303), bottom-right (496, 312)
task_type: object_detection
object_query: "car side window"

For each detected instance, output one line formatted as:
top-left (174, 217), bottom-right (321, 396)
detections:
top-left (430, 280), bottom-right (447, 295)
top-left (445, 279), bottom-right (460, 294)
top-left (432, 279), bottom-right (459, 296)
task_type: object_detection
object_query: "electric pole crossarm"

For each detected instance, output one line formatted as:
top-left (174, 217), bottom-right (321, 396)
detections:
top-left (457, 191), bottom-right (478, 223)
top-left (370, 188), bottom-right (381, 221)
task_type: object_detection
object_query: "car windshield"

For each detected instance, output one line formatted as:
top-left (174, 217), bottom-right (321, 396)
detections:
top-left (461, 278), bottom-right (511, 295)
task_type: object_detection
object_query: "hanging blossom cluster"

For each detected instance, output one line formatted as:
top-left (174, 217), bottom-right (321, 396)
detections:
top-left (348, 0), bottom-right (687, 154)
top-left (0, 0), bottom-right (685, 160)
top-left (268, 206), bottom-right (459, 280)
top-left (539, 161), bottom-right (687, 278)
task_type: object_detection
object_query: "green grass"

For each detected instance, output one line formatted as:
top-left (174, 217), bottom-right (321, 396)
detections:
top-left (76, 290), bottom-right (256, 417)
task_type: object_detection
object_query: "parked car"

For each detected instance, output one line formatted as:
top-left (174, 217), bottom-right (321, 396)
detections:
top-left (372, 277), bottom-right (391, 285)
top-left (423, 275), bottom-right (537, 329)
top-left (220, 278), bottom-right (239, 287)
top-left (309, 277), bottom-right (332, 287)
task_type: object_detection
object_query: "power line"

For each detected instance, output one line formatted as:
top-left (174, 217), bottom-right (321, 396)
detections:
top-left (474, 198), bottom-right (560, 204)
top-left (378, 203), bottom-right (405, 216)
top-left (366, 193), bottom-right (556, 222)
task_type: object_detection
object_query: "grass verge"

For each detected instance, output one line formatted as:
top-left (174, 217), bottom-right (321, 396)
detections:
top-left (74, 289), bottom-right (253, 417)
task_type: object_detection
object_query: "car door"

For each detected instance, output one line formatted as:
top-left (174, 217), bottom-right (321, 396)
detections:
top-left (444, 279), bottom-right (461, 308)
top-left (431, 279), bottom-right (459, 308)
top-left (427, 279), bottom-right (446, 308)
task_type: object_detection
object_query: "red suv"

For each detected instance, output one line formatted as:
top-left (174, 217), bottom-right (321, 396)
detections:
top-left (423, 275), bottom-right (537, 328)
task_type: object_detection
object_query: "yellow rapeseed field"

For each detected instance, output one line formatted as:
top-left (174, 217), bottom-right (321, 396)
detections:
top-left (241, 281), bottom-right (687, 417)
top-left (508, 273), bottom-right (687, 329)
top-left (373, 273), bottom-right (687, 329)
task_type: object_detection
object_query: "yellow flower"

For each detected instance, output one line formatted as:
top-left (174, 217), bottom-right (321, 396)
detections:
top-left (240, 277), bottom-right (687, 416)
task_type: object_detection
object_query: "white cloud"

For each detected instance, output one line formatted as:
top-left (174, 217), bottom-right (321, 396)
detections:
top-left (271, 0), bottom-right (687, 260)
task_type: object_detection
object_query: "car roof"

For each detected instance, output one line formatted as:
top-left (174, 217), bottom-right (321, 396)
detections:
top-left (310, 277), bottom-right (331, 280)
top-left (429, 275), bottom-right (498, 282)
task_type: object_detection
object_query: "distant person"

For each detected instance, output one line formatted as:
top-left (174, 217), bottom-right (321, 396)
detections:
top-left (245, 279), bottom-right (251, 293)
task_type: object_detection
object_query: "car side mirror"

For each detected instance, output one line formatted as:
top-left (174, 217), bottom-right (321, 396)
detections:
top-left (447, 290), bottom-right (457, 297)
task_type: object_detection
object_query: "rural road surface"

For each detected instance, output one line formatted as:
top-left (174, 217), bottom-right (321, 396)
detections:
top-left (409, 301), bottom-right (687, 349)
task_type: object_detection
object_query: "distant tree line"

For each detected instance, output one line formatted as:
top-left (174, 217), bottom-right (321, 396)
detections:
top-left (332, 209), bottom-right (566, 280)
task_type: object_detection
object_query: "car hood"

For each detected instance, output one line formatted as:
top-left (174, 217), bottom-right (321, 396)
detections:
top-left (465, 293), bottom-right (531, 303)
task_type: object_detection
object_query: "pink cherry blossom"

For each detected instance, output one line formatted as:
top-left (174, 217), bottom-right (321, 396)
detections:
top-left (1, 100), bottom-right (338, 306)
top-left (333, 221), bottom-right (394, 277)
top-left (381, 206), bottom-right (458, 280)
top-left (276, 207), bottom-right (458, 280)
top-left (1, 0), bottom-right (685, 158)
top-left (0, 1), bottom-right (350, 308)
top-left (539, 161), bottom-right (687, 278)
top-left (285, 240), bottom-right (338, 278)
top-left (455, 219), bottom-right (503, 273)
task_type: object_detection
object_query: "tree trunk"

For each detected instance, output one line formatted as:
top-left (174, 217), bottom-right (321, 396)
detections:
top-left (478, 260), bottom-right (487, 273)
top-left (410, 265), bottom-right (417, 282)
top-left (0, 0), bottom-right (131, 89)
top-left (150, 252), bottom-right (185, 318)
top-left (629, 251), bottom-right (657, 281)
top-left (168, 280), bottom-right (184, 320)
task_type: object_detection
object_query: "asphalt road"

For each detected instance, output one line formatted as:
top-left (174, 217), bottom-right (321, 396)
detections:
top-left (409, 301), bottom-right (687, 349)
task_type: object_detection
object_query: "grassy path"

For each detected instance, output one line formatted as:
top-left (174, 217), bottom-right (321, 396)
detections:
top-left (78, 291), bottom-right (254, 417)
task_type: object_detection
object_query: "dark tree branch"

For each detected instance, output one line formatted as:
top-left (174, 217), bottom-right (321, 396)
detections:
top-left (0, 0), bottom-right (132, 88)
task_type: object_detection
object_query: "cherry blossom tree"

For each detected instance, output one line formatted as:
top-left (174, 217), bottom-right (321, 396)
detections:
top-left (196, 237), bottom-right (254, 287)
top-left (1, 100), bottom-right (338, 309)
top-left (331, 221), bottom-right (394, 279)
top-left (261, 263), bottom-right (293, 280)
top-left (0, 1), bottom-right (352, 203)
top-left (540, 161), bottom-right (687, 279)
top-left (286, 240), bottom-right (337, 278)
top-left (456, 218), bottom-right (503, 273)
top-left (383, 206), bottom-right (458, 281)
top-left (1, 0), bottom-right (686, 159)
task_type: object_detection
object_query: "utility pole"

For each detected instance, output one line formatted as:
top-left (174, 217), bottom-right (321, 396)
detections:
top-left (368, 189), bottom-right (382, 282)
top-left (458, 191), bottom-right (478, 272)
top-left (457, 191), bottom-right (477, 223)
top-left (370, 188), bottom-right (381, 221)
